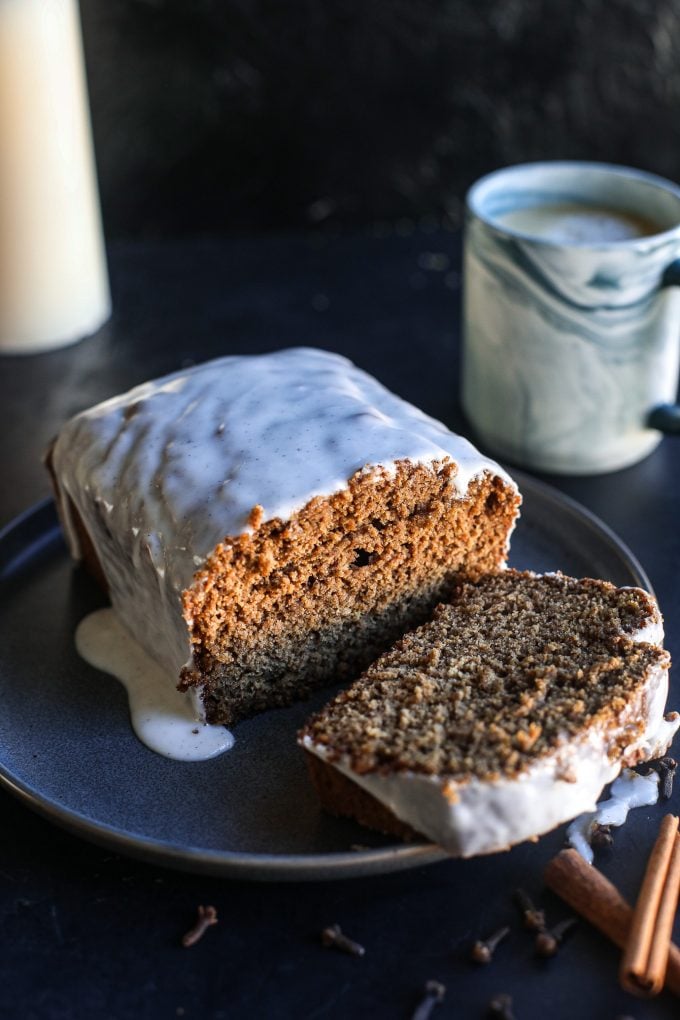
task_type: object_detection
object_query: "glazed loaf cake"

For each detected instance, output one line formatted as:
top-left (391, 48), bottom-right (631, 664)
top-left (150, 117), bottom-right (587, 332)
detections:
top-left (48, 347), bottom-right (520, 726)
top-left (300, 570), bottom-right (678, 856)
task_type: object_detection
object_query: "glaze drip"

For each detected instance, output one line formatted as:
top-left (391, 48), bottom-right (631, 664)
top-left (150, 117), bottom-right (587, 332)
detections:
top-left (566, 769), bottom-right (661, 864)
top-left (75, 609), bottom-right (234, 761)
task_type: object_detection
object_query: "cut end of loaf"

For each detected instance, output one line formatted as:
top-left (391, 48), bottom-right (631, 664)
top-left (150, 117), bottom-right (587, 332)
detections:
top-left (181, 460), bottom-right (520, 725)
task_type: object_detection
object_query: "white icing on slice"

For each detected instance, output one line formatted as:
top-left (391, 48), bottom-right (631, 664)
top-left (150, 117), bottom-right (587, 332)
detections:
top-left (75, 608), bottom-right (234, 761)
top-left (303, 733), bottom-right (627, 858)
top-left (641, 711), bottom-right (680, 757)
top-left (566, 769), bottom-right (661, 865)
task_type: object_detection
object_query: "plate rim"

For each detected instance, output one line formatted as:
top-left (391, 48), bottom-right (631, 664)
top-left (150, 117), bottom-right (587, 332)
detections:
top-left (0, 479), bottom-right (653, 880)
top-left (510, 469), bottom-right (653, 594)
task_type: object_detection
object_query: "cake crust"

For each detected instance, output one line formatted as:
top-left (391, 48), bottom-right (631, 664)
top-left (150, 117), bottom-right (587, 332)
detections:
top-left (304, 752), bottom-right (420, 842)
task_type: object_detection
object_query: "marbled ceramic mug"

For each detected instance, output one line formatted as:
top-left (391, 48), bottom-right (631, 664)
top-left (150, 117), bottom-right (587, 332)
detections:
top-left (462, 161), bottom-right (680, 474)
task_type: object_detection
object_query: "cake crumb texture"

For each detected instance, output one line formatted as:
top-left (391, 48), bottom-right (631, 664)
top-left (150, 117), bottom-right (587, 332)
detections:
top-left (301, 571), bottom-right (668, 782)
top-left (182, 461), bottom-right (519, 724)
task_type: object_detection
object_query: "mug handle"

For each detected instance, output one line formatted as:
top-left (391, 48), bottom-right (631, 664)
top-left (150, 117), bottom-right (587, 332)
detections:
top-left (647, 259), bottom-right (680, 434)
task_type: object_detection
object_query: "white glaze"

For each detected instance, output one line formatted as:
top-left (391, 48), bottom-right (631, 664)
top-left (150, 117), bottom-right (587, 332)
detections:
top-left (52, 348), bottom-right (517, 680)
top-left (303, 597), bottom-right (677, 857)
top-left (566, 769), bottom-right (661, 865)
top-left (75, 608), bottom-right (234, 761)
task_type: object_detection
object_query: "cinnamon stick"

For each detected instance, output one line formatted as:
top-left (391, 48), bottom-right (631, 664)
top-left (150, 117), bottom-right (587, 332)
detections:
top-left (647, 837), bottom-right (680, 987)
top-left (544, 849), bottom-right (680, 997)
top-left (620, 815), bottom-right (680, 997)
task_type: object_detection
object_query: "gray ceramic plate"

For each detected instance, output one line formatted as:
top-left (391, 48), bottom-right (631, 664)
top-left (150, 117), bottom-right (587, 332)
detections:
top-left (0, 474), bottom-right (651, 881)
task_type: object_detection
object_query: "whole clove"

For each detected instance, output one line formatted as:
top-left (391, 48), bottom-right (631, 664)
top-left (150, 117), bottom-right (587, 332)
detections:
top-left (320, 923), bottom-right (365, 957)
top-left (411, 980), bottom-right (445, 1020)
top-left (513, 888), bottom-right (546, 932)
top-left (181, 905), bottom-right (218, 948)
top-left (590, 823), bottom-right (614, 850)
top-left (487, 992), bottom-right (516, 1019)
top-left (635, 757), bottom-right (677, 800)
top-left (470, 925), bottom-right (510, 964)
top-left (535, 917), bottom-right (578, 958)
top-left (657, 757), bottom-right (677, 800)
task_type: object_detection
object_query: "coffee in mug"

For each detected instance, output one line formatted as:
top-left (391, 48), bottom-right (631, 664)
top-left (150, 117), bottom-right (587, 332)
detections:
top-left (497, 204), bottom-right (662, 244)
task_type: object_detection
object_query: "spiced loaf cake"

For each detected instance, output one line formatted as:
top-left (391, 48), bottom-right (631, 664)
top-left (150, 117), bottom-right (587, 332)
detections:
top-left (299, 570), bottom-right (678, 856)
top-left (48, 347), bottom-right (520, 725)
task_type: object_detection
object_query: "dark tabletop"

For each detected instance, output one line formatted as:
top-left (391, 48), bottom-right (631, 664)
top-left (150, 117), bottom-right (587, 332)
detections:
top-left (1, 230), bottom-right (679, 1020)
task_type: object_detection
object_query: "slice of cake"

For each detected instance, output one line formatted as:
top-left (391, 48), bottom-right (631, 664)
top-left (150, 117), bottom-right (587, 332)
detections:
top-left (299, 571), bottom-right (678, 856)
top-left (47, 347), bottom-right (520, 725)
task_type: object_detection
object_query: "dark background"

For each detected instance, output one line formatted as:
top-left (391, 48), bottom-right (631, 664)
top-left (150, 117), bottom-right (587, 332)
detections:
top-left (4, 7), bottom-right (680, 1020)
top-left (79, 0), bottom-right (680, 240)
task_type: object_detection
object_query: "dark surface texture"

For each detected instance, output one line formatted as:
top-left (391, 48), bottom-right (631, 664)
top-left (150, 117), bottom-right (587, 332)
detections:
top-left (2, 233), bottom-right (680, 1018)
top-left (78, 0), bottom-right (680, 238)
